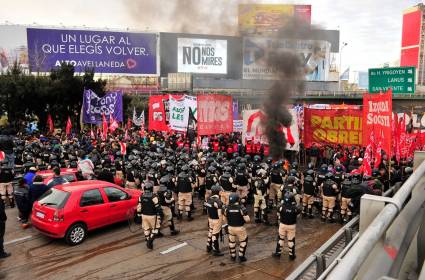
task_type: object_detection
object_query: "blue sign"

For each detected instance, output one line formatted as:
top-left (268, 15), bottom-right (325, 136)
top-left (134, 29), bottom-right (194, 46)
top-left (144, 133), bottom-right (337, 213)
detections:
top-left (27, 28), bottom-right (158, 75)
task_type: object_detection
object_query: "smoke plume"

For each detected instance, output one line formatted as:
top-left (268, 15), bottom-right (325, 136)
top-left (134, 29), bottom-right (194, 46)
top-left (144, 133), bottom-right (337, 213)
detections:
top-left (262, 17), bottom-right (318, 159)
top-left (124, 0), bottom-right (238, 35)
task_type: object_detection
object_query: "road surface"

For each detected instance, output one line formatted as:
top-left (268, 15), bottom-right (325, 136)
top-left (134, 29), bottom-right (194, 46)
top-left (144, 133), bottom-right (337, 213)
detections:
top-left (0, 200), bottom-right (340, 280)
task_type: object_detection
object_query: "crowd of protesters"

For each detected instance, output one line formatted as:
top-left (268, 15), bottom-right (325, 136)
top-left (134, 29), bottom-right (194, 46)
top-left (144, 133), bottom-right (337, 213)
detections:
top-left (0, 125), bottom-right (414, 260)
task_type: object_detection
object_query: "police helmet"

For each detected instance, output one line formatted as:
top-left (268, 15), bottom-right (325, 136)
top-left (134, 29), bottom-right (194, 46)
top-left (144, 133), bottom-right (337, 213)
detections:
top-left (211, 184), bottom-right (222, 196)
top-left (335, 165), bottom-right (343, 172)
top-left (229, 193), bottom-right (240, 205)
top-left (290, 169), bottom-right (298, 176)
top-left (405, 167), bottom-right (413, 175)
top-left (325, 172), bottom-right (333, 179)
top-left (181, 165), bottom-right (189, 172)
top-left (320, 164), bottom-right (328, 173)
top-left (306, 169), bottom-right (314, 176)
top-left (144, 181), bottom-right (154, 192)
top-left (207, 166), bottom-right (216, 173)
top-left (253, 155), bottom-right (261, 162)
top-left (283, 192), bottom-right (296, 206)
top-left (286, 176), bottom-right (296, 184)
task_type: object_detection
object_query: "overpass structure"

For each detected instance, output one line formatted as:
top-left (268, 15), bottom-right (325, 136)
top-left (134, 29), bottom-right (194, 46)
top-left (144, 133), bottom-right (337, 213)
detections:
top-left (287, 152), bottom-right (425, 280)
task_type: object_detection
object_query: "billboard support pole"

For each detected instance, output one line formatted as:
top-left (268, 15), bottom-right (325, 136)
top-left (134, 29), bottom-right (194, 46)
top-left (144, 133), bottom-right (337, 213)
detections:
top-left (338, 42), bottom-right (348, 92)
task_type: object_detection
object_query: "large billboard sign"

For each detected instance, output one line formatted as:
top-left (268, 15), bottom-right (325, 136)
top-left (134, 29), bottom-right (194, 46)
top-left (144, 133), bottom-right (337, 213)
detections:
top-left (177, 38), bottom-right (227, 74)
top-left (27, 28), bottom-right (158, 75)
top-left (243, 37), bottom-right (330, 81)
top-left (368, 66), bottom-right (415, 94)
top-left (238, 4), bottom-right (311, 34)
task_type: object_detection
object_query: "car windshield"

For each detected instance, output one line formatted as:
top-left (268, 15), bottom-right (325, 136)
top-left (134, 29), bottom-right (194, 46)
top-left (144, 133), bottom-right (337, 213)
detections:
top-left (38, 188), bottom-right (70, 209)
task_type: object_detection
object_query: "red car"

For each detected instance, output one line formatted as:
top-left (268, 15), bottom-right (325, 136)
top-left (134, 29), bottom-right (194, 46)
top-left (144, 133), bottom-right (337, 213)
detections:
top-left (37, 168), bottom-right (78, 185)
top-left (31, 180), bottom-right (141, 245)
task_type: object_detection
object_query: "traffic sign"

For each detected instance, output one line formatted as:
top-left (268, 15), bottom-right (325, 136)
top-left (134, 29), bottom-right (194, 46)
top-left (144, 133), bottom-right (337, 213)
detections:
top-left (368, 66), bottom-right (415, 94)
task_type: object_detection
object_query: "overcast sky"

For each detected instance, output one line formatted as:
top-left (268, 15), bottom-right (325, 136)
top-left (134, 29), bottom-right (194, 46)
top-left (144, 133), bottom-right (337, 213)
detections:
top-left (0, 0), bottom-right (422, 71)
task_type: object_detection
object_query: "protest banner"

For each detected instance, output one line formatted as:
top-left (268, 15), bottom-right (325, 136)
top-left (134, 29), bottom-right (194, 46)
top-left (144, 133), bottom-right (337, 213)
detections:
top-left (82, 89), bottom-right (123, 124)
top-left (197, 95), bottom-right (233, 135)
top-left (304, 107), bottom-right (363, 147)
top-left (242, 109), bottom-right (300, 151)
top-left (363, 89), bottom-right (392, 154)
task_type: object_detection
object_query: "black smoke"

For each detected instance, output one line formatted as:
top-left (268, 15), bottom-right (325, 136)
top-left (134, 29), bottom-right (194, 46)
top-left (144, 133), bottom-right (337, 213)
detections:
top-left (262, 17), bottom-right (317, 160)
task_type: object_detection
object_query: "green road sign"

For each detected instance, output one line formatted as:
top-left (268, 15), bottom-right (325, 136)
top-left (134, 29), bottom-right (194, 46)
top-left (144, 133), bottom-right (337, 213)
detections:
top-left (368, 66), bottom-right (415, 94)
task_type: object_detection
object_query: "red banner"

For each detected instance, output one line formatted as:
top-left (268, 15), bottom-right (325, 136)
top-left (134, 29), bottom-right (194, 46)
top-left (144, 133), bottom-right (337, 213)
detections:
top-left (304, 108), bottom-right (363, 147)
top-left (363, 89), bottom-right (393, 155)
top-left (148, 95), bottom-right (169, 132)
top-left (197, 95), bottom-right (233, 136)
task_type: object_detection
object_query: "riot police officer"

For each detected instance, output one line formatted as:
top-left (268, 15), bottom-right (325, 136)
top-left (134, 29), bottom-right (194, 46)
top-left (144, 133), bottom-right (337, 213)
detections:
top-left (136, 182), bottom-right (163, 249)
top-left (321, 173), bottom-right (339, 222)
top-left (301, 170), bottom-right (316, 218)
top-left (234, 163), bottom-right (249, 206)
top-left (157, 185), bottom-right (179, 236)
top-left (176, 165), bottom-right (193, 221)
top-left (224, 193), bottom-right (250, 262)
top-left (219, 170), bottom-right (235, 205)
top-left (340, 174), bottom-right (353, 223)
top-left (204, 166), bottom-right (218, 214)
top-left (253, 169), bottom-right (269, 224)
top-left (269, 163), bottom-right (284, 207)
top-left (273, 192), bottom-right (300, 260)
top-left (205, 185), bottom-right (224, 256)
top-left (0, 164), bottom-right (14, 207)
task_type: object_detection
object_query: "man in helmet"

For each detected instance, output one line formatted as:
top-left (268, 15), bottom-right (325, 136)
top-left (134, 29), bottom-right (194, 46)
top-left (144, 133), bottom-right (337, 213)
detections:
top-left (156, 185), bottom-right (179, 237)
top-left (253, 168), bottom-right (269, 224)
top-left (301, 170), bottom-right (316, 218)
top-left (317, 164), bottom-right (328, 187)
top-left (219, 170), bottom-right (235, 205)
top-left (340, 174), bottom-right (353, 223)
top-left (272, 192), bottom-right (300, 260)
top-left (0, 163), bottom-right (14, 208)
top-left (224, 193), bottom-right (250, 262)
top-left (234, 163), bottom-right (249, 206)
top-left (205, 185), bottom-right (224, 256)
top-left (197, 158), bottom-right (207, 200)
top-left (204, 166), bottom-right (218, 214)
top-left (176, 165), bottom-right (194, 221)
top-left (269, 163), bottom-right (285, 208)
top-left (136, 182), bottom-right (163, 249)
top-left (320, 173), bottom-right (339, 222)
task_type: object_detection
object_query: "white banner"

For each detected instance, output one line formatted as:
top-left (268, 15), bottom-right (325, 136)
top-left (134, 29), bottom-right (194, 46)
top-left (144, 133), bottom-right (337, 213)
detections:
top-left (177, 38), bottom-right (227, 74)
top-left (242, 109), bottom-right (300, 151)
top-left (168, 95), bottom-right (197, 132)
top-left (243, 38), bottom-right (331, 81)
top-left (233, 120), bottom-right (243, 132)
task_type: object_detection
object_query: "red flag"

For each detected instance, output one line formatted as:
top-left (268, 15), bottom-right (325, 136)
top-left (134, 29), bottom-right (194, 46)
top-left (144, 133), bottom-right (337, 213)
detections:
top-left (127, 117), bottom-right (132, 130)
top-left (374, 140), bottom-right (382, 169)
top-left (102, 113), bottom-right (108, 140)
top-left (124, 129), bottom-right (129, 140)
top-left (65, 116), bottom-right (72, 136)
top-left (47, 114), bottom-right (54, 134)
top-left (119, 142), bottom-right (127, 155)
top-left (0, 151), bottom-right (5, 161)
top-left (90, 129), bottom-right (95, 139)
top-left (109, 113), bottom-right (119, 133)
top-left (363, 142), bottom-right (373, 176)
top-left (416, 129), bottom-right (422, 150)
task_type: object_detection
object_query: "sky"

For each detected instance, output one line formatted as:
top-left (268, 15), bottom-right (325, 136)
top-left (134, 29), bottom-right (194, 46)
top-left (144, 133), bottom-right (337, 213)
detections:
top-left (0, 0), bottom-right (422, 71)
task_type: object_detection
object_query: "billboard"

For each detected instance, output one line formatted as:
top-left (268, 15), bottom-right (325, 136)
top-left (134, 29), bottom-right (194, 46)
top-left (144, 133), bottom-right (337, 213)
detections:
top-left (243, 37), bottom-right (330, 81)
top-left (27, 28), bottom-right (158, 75)
top-left (177, 38), bottom-right (227, 74)
top-left (238, 4), bottom-right (311, 34)
top-left (0, 25), bottom-right (28, 72)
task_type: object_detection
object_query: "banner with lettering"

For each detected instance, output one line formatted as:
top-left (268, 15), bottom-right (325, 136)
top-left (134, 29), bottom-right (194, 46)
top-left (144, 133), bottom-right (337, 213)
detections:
top-left (82, 89), bottom-right (123, 124)
top-left (304, 107), bottom-right (363, 147)
top-left (148, 95), bottom-right (168, 131)
top-left (197, 95), bottom-right (233, 135)
top-left (242, 109), bottom-right (300, 151)
top-left (169, 95), bottom-right (187, 131)
top-left (363, 89), bottom-right (393, 155)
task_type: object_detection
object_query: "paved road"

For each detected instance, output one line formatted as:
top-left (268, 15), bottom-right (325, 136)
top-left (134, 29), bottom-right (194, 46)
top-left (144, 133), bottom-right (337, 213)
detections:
top-left (0, 200), bottom-right (340, 280)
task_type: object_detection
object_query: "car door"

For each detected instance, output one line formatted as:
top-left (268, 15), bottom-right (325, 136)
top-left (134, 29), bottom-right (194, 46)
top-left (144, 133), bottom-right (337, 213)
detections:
top-left (103, 186), bottom-right (132, 223)
top-left (78, 188), bottom-right (110, 229)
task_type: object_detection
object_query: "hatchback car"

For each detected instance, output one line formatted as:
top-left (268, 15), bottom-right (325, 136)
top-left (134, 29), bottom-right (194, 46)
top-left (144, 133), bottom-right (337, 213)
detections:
top-left (31, 180), bottom-right (141, 245)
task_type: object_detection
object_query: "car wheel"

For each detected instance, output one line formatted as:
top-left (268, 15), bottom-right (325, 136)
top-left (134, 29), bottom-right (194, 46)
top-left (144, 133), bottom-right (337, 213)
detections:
top-left (65, 223), bottom-right (87, 246)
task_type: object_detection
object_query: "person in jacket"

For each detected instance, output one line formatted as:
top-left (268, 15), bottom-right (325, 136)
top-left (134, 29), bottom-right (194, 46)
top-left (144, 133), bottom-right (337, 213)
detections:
top-left (14, 178), bottom-right (31, 228)
top-left (46, 167), bottom-right (68, 188)
top-left (29, 175), bottom-right (50, 205)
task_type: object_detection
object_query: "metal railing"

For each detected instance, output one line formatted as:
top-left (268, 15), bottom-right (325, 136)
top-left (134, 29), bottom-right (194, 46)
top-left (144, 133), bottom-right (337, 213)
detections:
top-left (326, 159), bottom-right (425, 279)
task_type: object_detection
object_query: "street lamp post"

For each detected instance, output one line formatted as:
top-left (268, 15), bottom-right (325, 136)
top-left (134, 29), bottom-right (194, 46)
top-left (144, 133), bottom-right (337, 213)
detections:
top-left (338, 42), bottom-right (348, 92)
